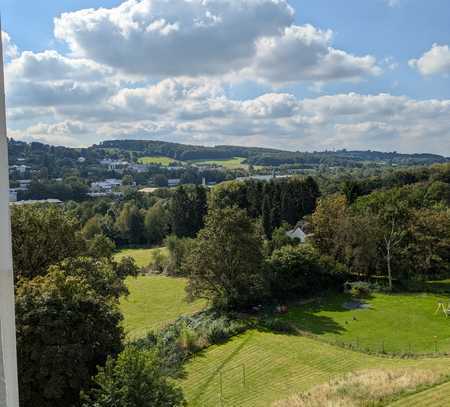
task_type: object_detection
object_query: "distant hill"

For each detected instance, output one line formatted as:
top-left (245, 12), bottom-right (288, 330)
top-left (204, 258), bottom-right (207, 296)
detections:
top-left (96, 139), bottom-right (450, 167)
top-left (9, 138), bottom-right (450, 168)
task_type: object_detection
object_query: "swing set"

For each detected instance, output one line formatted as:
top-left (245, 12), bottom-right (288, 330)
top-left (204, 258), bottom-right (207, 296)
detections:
top-left (435, 301), bottom-right (450, 317)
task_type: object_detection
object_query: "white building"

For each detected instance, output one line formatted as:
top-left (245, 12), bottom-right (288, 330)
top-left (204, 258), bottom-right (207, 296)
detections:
top-left (90, 178), bottom-right (122, 193)
top-left (236, 174), bottom-right (291, 182)
top-left (18, 180), bottom-right (32, 189)
top-left (168, 178), bottom-right (181, 187)
top-left (10, 199), bottom-right (63, 206)
top-left (129, 163), bottom-right (148, 173)
top-left (100, 159), bottom-right (129, 172)
top-left (8, 190), bottom-right (17, 203)
top-left (286, 226), bottom-right (308, 243)
top-left (9, 164), bottom-right (29, 175)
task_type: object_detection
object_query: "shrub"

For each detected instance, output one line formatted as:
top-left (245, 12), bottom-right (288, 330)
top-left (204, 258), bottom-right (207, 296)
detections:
top-left (164, 235), bottom-right (194, 276)
top-left (267, 245), bottom-right (346, 300)
top-left (258, 317), bottom-right (295, 334)
top-left (82, 346), bottom-right (185, 407)
top-left (150, 248), bottom-right (168, 273)
top-left (132, 311), bottom-right (249, 377)
top-left (343, 281), bottom-right (384, 297)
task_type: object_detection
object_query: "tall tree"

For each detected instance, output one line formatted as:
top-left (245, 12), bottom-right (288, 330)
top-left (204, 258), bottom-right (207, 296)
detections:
top-left (185, 207), bottom-right (265, 309)
top-left (192, 185), bottom-right (208, 233)
top-left (169, 186), bottom-right (195, 237)
top-left (144, 203), bottom-right (169, 245)
top-left (262, 195), bottom-right (272, 239)
top-left (11, 205), bottom-right (85, 279)
top-left (115, 203), bottom-right (145, 244)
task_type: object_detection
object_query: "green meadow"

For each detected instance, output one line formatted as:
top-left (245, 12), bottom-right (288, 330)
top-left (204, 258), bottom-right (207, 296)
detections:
top-left (138, 155), bottom-right (177, 166)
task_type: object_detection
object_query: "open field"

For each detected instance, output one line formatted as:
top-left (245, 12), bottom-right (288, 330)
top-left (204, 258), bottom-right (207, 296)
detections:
top-left (282, 293), bottom-right (450, 354)
top-left (114, 247), bottom-right (168, 268)
top-left (189, 157), bottom-right (250, 169)
top-left (120, 275), bottom-right (206, 339)
top-left (138, 155), bottom-right (177, 166)
top-left (389, 380), bottom-right (450, 406)
top-left (180, 330), bottom-right (450, 407)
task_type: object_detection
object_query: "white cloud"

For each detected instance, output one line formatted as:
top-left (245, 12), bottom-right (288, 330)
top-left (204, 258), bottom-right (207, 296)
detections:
top-left (53, 0), bottom-right (378, 85)
top-left (5, 50), bottom-right (118, 108)
top-left (246, 25), bottom-right (380, 84)
top-left (54, 0), bottom-right (294, 77)
top-left (7, 50), bottom-right (113, 82)
top-left (409, 44), bottom-right (450, 76)
top-left (10, 121), bottom-right (90, 147)
top-left (385, 0), bottom-right (401, 7)
top-left (2, 31), bottom-right (19, 59)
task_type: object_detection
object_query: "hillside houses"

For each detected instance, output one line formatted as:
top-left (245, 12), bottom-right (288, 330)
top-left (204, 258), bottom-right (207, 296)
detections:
top-left (90, 178), bottom-right (122, 193)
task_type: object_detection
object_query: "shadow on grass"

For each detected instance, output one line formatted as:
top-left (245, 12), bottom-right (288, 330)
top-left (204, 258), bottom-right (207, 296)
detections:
top-left (259, 293), bottom-right (376, 337)
top-left (187, 331), bottom-right (254, 405)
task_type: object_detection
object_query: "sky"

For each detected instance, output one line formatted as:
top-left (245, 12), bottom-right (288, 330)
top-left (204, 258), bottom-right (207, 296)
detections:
top-left (1, 0), bottom-right (450, 154)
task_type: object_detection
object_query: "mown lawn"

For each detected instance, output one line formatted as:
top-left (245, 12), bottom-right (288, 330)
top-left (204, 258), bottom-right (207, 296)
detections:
top-left (114, 247), bottom-right (168, 268)
top-left (115, 247), bottom-right (205, 338)
top-left (180, 330), bottom-right (450, 407)
top-left (282, 292), bottom-right (450, 354)
top-left (120, 275), bottom-right (206, 339)
top-left (138, 155), bottom-right (177, 166)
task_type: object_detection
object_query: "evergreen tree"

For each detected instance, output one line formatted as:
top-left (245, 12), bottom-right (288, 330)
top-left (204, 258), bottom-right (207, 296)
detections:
top-left (262, 195), bottom-right (273, 239)
top-left (193, 185), bottom-right (208, 233)
top-left (170, 186), bottom-right (195, 237)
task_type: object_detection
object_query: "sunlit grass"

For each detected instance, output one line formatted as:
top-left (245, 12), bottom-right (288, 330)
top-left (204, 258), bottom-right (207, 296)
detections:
top-left (282, 293), bottom-right (450, 354)
top-left (120, 275), bottom-right (206, 339)
top-left (180, 330), bottom-right (450, 407)
top-left (138, 155), bottom-right (177, 166)
top-left (114, 247), bottom-right (168, 268)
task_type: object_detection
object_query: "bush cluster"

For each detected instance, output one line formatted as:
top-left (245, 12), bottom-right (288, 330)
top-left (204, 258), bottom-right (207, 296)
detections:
top-left (133, 311), bottom-right (249, 377)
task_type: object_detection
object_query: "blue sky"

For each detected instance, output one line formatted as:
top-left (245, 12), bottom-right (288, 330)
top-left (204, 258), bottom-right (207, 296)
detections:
top-left (2, 0), bottom-right (450, 153)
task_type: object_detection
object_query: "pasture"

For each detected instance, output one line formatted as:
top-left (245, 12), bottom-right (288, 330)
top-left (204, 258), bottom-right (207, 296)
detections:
top-left (138, 155), bottom-right (177, 166)
top-left (189, 157), bottom-right (250, 169)
top-left (282, 292), bottom-right (450, 354)
top-left (116, 247), bottom-right (205, 338)
top-left (120, 275), bottom-right (206, 339)
top-left (114, 246), bottom-right (168, 268)
top-left (116, 248), bottom-right (450, 405)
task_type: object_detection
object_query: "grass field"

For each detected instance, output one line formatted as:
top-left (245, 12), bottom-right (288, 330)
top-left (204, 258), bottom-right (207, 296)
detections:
top-left (180, 330), bottom-right (450, 407)
top-left (282, 293), bottom-right (450, 354)
top-left (138, 155), bottom-right (177, 166)
top-left (120, 275), bottom-right (206, 339)
top-left (114, 247), bottom-right (168, 268)
top-left (115, 247), bottom-right (205, 338)
top-left (389, 380), bottom-right (450, 406)
top-left (189, 157), bottom-right (250, 170)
